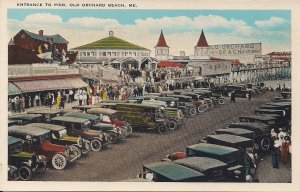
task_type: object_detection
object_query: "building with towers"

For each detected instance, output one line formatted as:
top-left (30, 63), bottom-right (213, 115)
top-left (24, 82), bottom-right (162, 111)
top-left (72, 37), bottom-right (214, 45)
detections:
top-left (155, 30), bottom-right (170, 61)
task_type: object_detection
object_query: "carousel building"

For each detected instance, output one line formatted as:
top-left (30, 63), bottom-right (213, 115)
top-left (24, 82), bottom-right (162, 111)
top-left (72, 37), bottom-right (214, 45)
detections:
top-left (72, 31), bottom-right (158, 70)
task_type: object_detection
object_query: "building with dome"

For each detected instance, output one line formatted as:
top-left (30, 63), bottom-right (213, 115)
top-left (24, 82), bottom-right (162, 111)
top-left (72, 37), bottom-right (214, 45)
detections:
top-left (72, 31), bottom-right (157, 70)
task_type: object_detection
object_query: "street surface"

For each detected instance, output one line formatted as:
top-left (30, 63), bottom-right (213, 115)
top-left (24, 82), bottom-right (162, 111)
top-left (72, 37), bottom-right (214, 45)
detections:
top-left (31, 91), bottom-right (291, 182)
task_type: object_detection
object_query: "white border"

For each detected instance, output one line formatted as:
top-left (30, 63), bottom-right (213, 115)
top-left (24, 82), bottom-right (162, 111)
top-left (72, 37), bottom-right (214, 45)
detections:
top-left (0, 0), bottom-right (299, 191)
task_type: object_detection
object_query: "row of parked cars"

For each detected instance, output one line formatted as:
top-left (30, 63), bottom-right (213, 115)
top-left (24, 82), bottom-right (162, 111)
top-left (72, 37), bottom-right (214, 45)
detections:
top-left (136, 92), bottom-right (291, 182)
top-left (7, 88), bottom-right (230, 181)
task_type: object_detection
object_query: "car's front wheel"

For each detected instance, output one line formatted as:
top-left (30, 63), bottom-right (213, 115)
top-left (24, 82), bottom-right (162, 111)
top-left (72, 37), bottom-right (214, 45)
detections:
top-left (188, 107), bottom-right (197, 116)
top-left (108, 132), bottom-right (119, 144)
top-left (168, 119), bottom-right (178, 131)
top-left (260, 137), bottom-right (271, 151)
top-left (71, 145), bottom-right (82, 158)
top-left (51, 153), bottom-right (67, 170)
top-left (18, 165), bottom-right (32, 181)
top-left (218, 99), bottom-right (225, 105)
top-left (197, 105), bottom-right (205, 113)
top-left (126, 125), bottom-right (133, 135)
top-left (90, 139), bottom-right (102, 152)
top-left (157, 124), bottom-right (169, 134)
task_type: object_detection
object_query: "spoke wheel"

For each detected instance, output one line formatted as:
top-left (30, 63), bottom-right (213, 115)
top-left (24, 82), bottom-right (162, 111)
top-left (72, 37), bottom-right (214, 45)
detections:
top-left (109, 132), bottom-right (119, 144)
top-left (52, 153), bottom-right (67, 170)
top-left (90, 139), bottom-right (102, 151)
top-left (157, 124), bottom-right (169, 134)
top-left (19, 166), bottom-right (32, 181)
top-left (260, 137), bottom-right (271, 151)
top-left (168, 120), bottom-right (177, 131)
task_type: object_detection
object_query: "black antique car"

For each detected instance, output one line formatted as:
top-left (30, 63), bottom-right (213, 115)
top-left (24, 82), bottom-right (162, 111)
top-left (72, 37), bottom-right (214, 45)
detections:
top-left (51, 116), bottom-right (110, 151)
top-left (174, 157), bottom-right (228, 182)
top-left (228, 122), bottom-right (272, 151)
top-left (28, 123), bottom-right (91, 156)
top-left (140, 161), bottom-right (207, 182)
top-left (8, 114), bottom-right (43, 126)
top-left (239, 115), bottom-right (286, 129)
top-left (204, 134), bottom-right (253, 149)
top-left (215, 128), bottom-right (255, 140)
top-left (223, 85), bottom-right (250, 98)
top-left (166, 95), bottom-right (197, 116)
top-left (8, 136), bottom-right (47, 180)
top-left (186, 143), bottom-right (244, 181)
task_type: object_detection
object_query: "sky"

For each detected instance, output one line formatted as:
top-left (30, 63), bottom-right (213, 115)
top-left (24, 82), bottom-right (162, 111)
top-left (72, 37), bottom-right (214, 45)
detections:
top-left (7, 9), bottom-right (291, 55)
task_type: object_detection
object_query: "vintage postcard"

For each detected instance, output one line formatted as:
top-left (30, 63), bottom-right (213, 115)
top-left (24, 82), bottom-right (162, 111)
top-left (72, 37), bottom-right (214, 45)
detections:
top-left (0, 0), bottom-right (299, 191)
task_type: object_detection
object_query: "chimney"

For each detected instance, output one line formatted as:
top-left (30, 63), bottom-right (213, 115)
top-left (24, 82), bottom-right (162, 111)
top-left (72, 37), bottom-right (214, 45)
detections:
top-left (39, 30), bottom-right (44, 36)
top-left (180, 51), bottom-right (185, 56)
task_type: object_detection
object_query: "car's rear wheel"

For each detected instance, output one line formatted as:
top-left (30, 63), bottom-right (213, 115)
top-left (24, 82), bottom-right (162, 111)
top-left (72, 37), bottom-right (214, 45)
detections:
top-left (71, 145), bottom-right (82, 158)
top-left (157, 124), bottom-right (169, 134)
top-left (218, 99), bottom-right (225, 105)
top-left (245, 93), bottom-right (249, 98)
top-left (126, 125), bottom-right (133, 135)
top-left (108, 132), bottom-right (119, 144)
top-left (90, 139), bottom-right (102, 152)
top-left (52, 153), bottom-right (67, 170)
top-left (18, 166), bottom-right (32, 181)
top-left (168, 119), bottom-right (177, 131)
top-left (188, 107), bottom-right (197, 116)
top-left (260, 137), bottom-right (271, 151)
top-left (197, 105), bottom-right (205, 113)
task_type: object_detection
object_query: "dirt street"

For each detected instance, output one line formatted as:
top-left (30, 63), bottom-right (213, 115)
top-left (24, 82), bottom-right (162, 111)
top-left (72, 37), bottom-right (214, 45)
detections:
top-left (33, 92), bottom-right (279, 181)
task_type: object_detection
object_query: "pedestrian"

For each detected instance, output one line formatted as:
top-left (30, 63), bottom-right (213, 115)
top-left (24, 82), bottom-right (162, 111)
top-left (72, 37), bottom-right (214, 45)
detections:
top-left (35, 94), bottom-right (40, 106)
top-left (20, 95), bottom-right (25, 112)
top-left (230, 91), bottom-right (236, 103)
top-left (15, 96), bottom-right (20, 113)
top-left (69, 89), bottom-right (74, 103)
top-left (78, 94), bottom-right (83, 106)
top-left (272, 136), bottom-right (281, 168)
top-left (281, 136), bottom-right (290, 165)
top-left (11, 97), bottom-right (16, 112)
top-left (248, 90), bottom-right (252, 101)
top-left (60, 94), bottom-right (65, 109)
top-left (48, 93), bottom-right (53, 108)
top-left (56, 93), bottom-right (61, 109)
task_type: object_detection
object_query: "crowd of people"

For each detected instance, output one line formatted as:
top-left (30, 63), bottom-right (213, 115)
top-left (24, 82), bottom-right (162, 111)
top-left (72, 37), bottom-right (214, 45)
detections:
top-left (271, 128), bottom-right (291, 169)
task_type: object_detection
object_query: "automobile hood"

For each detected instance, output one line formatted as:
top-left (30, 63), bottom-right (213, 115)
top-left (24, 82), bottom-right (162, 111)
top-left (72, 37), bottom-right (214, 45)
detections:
top-left (60, 135), bottom-right (79, 143)
top-left (83, 129), bottom-right (101, 137)
top-left (12, 151), bottom-right (32, 158)
top-left (41, 141), bottom-right (66, 153)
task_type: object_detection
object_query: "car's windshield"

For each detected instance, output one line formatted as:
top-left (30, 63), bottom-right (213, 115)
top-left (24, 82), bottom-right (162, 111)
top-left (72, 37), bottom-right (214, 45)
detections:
top-left (9, 142), bottom-right (22, 153)
top-left (83, 121), bottom-right (91, 129)
top-left (39, 133), bottom-right (51, 143)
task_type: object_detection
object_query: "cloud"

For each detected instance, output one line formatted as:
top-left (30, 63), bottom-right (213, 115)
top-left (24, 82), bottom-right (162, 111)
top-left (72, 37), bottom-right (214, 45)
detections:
top-left (68, 17), bottom-right (120, 29)
top-left (24, 13), bottom-right (63, 24)
top-left (255, 17), bottom-right (286, 28)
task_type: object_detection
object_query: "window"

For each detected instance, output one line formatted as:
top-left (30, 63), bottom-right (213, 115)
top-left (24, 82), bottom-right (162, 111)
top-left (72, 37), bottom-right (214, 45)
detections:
top-left (83, 52), bottom-right (87, 56)
top-left (108, 52), bottom-right (111, 56)
top-left (112, 52), bottom-right (116, 56)
top-left (125, 52), bottom-right (128, 56)
top-left (133, 52), bottom-right (136, 56)
top-left (21, 34), bottom-right (25, 39)
top-left (102, 52), bottom-right (106, 56)
top-left (214, 65), bottom-right (217, 70)
top-left (129, 52), bottom-right (132, 56)
top-left (87, 52), bottom-right (90, 56)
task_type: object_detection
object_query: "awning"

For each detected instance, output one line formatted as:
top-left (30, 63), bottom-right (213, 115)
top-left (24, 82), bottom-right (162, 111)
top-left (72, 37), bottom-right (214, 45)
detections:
top-left (8, 82), bottom-right (22, 96)
top-left (157, 61), bottom-right (184, 68)
top-left (13, 78), bottom-right (88, 93)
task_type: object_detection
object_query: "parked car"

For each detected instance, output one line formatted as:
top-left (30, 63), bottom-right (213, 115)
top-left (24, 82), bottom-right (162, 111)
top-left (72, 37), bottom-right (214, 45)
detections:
top-left (64, 112), bottom-right (124, 144)
top-left (239, 115), bottom-right (283, 129)
top-left (228, 122), bottom-right (272, 151)
top-left (254, 109), bottom-right (289, 128)
top-left (115, 103), bottom-right (169, 134)
top-left (87, 108), bottom-right (133, 135)
top-left (174, 157), bottom-right (228, 182)
top-left (8, 114), bottom-right (43, 126)
top-left (28, 123), bottom-right (90, 155)
top-left (186, 143), bottom-right (244, 181)
top-left (139, 161), bottom-right (207, 182)
top-left (8, 136), bottom-right (47, 180)
top-left (72, 105), bottom-right (98, 112)
top-left (173, 91), bottom-right (208, 112)
top-left (166, 95), bottom-right (197, 116)
top-left (224, 85), bottom-right (249, 98)
top-left (203, 134), bottom-right (253, 150)
top-left (8, 125), bottom-right (79, 170)
top-left (215, 128), bottom-right (255, 140)
top-left (51, 116), bottom-right (110, 151)
top-left (27, 109), bottom-right (62, 122)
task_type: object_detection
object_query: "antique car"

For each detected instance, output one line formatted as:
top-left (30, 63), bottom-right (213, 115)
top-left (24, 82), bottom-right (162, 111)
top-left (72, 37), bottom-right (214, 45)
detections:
top-left (228, 122), bottom-right (272, 151)
top-left (27, 109), bottom-right (62, 122)
top-left (139, 161), bottom-right (207, 182)
top-left (223, 85), bottom-right (250, 98)
top-left (281, 92), bottom-right (291, 99)
top-left (72, 105), bottom-right (98, 112)
top-left (173, 91), bottom-right (208, 112)
top-left (265, 102), bottom-right (291, 118)
top-left (8, 114), bottom-right (43, 126)
top-left (28, 123), bottom-right (90, 155)
top-left (255, 108), bottom-right (285, 117)
top-left (8, 125), bottom-right (79, 170)
top-left (115, 103), bottom-right (169, 134)
top-left (51, 116), bottom-right (110, 151)
top-left (87, 108), bottom-right (133, 135)
top-left (95, 103), bottom-right (118, 110)
top-left (166, 95), bottom-right (197, 116)
top-left (60, 109), bottom-right (82, 115)
top-left (190, 89), bottom-right (225, 106)
top-left (215, 128), bottom-right (255, 140)
top-left (174, 157), bottom-right (228, 182)
top-left (8, 136), bottom-right (47, 180)
top-left (239, 115), bottom-right (284, 129)
top-left (203, 134), bottom-right (254, 150)
top-left (186, 143), bottom-right (244, 181)
top-left (64, 112), bottom-right (125, 144)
